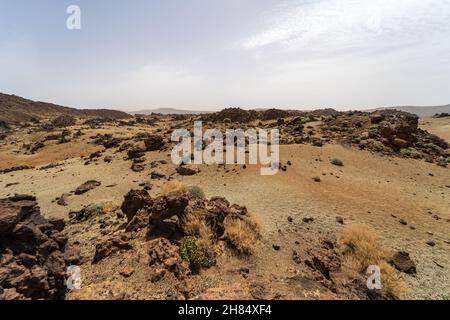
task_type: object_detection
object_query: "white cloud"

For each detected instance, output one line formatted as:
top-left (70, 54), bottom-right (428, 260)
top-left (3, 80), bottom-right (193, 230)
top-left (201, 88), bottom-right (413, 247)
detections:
top-left (241, 0), bottom-right (450, 52)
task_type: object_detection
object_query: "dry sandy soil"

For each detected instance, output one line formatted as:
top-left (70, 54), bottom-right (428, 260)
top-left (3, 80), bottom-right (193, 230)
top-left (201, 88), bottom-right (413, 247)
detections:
top-left (1, 117), bottom-right (449, 300)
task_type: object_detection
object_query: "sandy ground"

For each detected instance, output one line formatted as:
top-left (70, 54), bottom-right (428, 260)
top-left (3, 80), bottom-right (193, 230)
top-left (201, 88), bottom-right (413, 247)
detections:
top-left (1, 120), bottom-right (449, 299)
top-left (420, 117), bottom-right (450, 142)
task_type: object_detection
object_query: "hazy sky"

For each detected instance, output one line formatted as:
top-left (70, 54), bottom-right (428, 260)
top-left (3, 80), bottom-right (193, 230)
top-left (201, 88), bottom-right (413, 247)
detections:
top-left (1, 0), bottom-right (450, 111)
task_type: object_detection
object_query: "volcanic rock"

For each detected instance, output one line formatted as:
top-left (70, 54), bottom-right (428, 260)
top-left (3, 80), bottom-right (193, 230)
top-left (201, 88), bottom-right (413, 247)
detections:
top-left (390, 251), bottom-right (416, 274)
top-left (176, 165), bottom-right (199, 176)
top-left (74, 180), bottom-right (101, 195)
top-left (92, 234), bottom-right (133, 263)
top-left (0, 196), bottom-right (81, 300)
top-left (144, 135), bottom-right (166, 151)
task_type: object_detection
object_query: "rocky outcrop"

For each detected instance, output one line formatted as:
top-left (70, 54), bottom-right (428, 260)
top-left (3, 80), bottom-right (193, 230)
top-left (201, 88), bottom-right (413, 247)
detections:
top-left (321, 110), bottom-right (449, 165)
top-left (0, 165), bottom-right (34, 175)
top-left (202, 108), bottom-right (258, 123)
top-left (144, 135), bottom-right (166, 151)
top-left (120, 189), bottom-right (154, 222)
top-left (92, 234), bottom-right (133, 263)
top-left (50, 115), bottom-right (76, 128)
top-left (0, 196), bottom-right (81, 300)
top-left (93, 134), bottom-right (121, 149)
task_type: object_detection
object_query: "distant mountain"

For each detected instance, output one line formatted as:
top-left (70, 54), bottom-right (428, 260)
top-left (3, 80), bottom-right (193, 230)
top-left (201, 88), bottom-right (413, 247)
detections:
top-left (131, 108), bottom-right (212, 115)
top-left (367, 105), bottom-right (450, 118)
top-left (0, 92), bottom-right (132, 124)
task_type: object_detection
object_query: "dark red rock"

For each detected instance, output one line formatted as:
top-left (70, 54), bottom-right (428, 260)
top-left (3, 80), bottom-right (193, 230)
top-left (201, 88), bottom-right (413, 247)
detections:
top-left (390, 251), bottom-right (416, 274)
top-left (0, 196), bottom-right (80, 300)
top-left (74, 180), bottom-right (101, 195)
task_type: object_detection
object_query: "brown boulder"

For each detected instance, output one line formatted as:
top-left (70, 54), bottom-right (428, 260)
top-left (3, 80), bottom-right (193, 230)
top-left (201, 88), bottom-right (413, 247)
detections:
top-left (150, 194), bottom-right (189, 221)
top-left (74, 180), bottom-right (101, 195)
top-left (176, 165), bottom-right (199, 176)
top-left (57, 194), bottom-right (70, 206)
top-left (120, 189), bottom-right (153, 222)
top-left (390, 251), bottom-right (416, 274)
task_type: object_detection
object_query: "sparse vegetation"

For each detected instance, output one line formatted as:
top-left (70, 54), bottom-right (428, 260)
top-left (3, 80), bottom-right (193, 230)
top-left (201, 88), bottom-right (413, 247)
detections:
top-left (331, 158), bottom-right (344, 166)
top-left (186, 185), bottom-right (206, 199)
top-left (180, 237), bottom-right (215, 271)
top-left (224, 216), bottom-right (259, 254)
top-left (70, 201), bottom-right (119, 222)
top-left (161, 180), bottom-right (188, 195)
top-left (161, 180), bottom-right (205, 199)
top-left (400, 147), bottom-right (423, 159)
top-left (425, 143), bottom-right (443, 154)
top-left (338, 224), bottom-right (407, 298)
top-left (366, 139), bottom-right (387, 152)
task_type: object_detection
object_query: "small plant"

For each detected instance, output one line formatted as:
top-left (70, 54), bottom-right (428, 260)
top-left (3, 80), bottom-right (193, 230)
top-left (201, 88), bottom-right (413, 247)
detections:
top-left (425, 143), bottom-right (443, 154)
top-left (367, 140), bottom-right (387, 152)
top-left (185, 185), bottom-right (206, 199)
top-left (180, 237), bottom-right (215, 271)
top-left (331, 158), bottom-right (344, 166)
top-left (400, 147), bottom-right (422, 159)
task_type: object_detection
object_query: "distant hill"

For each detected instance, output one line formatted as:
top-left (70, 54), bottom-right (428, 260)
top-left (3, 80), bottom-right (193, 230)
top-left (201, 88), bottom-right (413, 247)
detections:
top-left (0, 93), bottom-right (132, 124)
top-left (132, 108), bottom-right (211, 115)
top-left (368, 105), bottom-right (450, 118)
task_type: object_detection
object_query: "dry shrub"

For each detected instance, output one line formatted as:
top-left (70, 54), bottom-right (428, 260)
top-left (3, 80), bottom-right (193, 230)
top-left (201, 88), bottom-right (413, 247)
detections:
top-left (101, 201), bottom-right (120, 214)
top-left (378, 261), bottom-right (408, 298)
top-left (180, 212), bottom-right (216, 270)
top-left (337, 223), bottom-right (407, 298)
top-left (182, 212), bottom-right (214, 252)
top-left (338, 224), bottom-right (390, 270)
top-left (224, 216), bottom-right (258, 254)
top-left (161, 180), bottom-right (188, 196)
top-left (161, 180), bottom-right (205, 199)
top-left (246, 212), bottom-right (262, 235)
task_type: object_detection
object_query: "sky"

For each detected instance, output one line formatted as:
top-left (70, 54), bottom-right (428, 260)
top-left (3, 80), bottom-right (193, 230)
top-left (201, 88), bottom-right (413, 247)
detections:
top-left (0, 0), bottom-right (450, 111)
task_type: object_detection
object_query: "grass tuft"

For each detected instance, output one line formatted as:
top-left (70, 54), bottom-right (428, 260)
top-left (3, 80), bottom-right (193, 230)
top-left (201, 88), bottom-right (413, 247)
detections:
top-left (337, 223), bottom-right (408, 298)
top-left (224, 216), bottom-right (259, 254)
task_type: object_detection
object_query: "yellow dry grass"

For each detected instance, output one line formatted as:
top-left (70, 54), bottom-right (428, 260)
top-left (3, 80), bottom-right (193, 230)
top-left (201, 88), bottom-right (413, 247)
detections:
top-left (161, 180), bottom-right (188, 196)
top-left (337, 223), bottom-right (408, 298)
top-left (224, 216), bottom-right (258, 254)
top-left (182, 212), bottom-right (214, 253)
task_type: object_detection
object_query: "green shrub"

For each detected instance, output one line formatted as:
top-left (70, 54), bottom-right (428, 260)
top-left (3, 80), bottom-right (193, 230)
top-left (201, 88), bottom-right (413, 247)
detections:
top-left (367, 140), bottom-right (387, 152)
top-left (185, 186), bottom-right (206, 199)
top-left (180, 237), bottom-right (214, 271)
top-left (425, 143), bottom-right (443, 154)
top-left (400, 147), bottom-right (423, 159)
